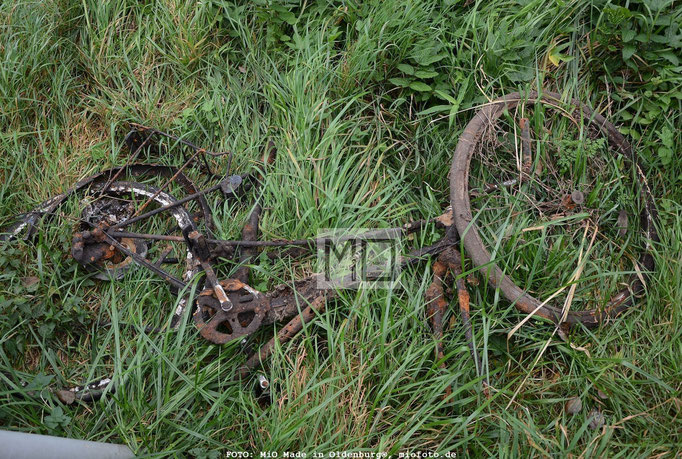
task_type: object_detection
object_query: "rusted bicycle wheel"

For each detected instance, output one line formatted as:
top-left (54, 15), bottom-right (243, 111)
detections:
top-left (450, 91), bottom-right (658, 326)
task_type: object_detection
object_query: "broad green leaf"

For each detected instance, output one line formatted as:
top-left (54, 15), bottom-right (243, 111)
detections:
top-left (622, 45), bottom-right (636, 60)
top-left (409, 81), bottom-right (432, 92)
top-left (412, 48), bottom-right (448, 66)
top-left (658, 51), bottom-right (679, 65)
top-left (420, 53), bottom-right (448, 66)
top-left (396, 63), bottom-right (415, 75)
top-left (621, 29), bottom-right (636, 42)
top-left (281, 11), bottom-right (296, 25)
top-left (388, 77), bottom-right (412, 87)
top-left (201, 99), bottom-right (214, 112)
top-left (414, 69), bottom-right (439, 78)
top-left (658, 147), bottom-right (672, 164)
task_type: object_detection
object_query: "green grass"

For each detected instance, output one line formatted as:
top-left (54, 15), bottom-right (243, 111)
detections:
top-left (1, 0), bottom-right (681, 456)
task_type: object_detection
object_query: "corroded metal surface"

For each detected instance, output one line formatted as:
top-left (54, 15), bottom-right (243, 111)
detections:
top-left (450, 91), bottom-right (658, 326)
top-left (1, 106), bottom-right (659, 404)
top-left (193, 276), bottom-right (326, 345)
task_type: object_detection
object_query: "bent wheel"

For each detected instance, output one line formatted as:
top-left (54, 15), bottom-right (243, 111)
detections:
top-left (450, 91), bottom-right (658, 326)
